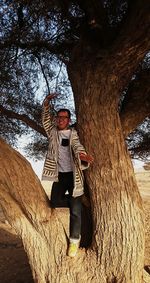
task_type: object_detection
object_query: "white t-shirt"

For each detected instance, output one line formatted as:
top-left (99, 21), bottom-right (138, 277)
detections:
top-left (58, 129), bottom-right (73, 172)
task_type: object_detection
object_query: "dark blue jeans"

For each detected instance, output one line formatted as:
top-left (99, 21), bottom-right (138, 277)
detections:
top-left (51, 172), bottom-right (82, 240)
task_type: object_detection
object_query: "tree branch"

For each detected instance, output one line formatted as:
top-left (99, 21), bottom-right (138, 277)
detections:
top-left (112, 0), bottom-right (150, 87)
top-left (0, 105), bottom-right (46, 137)
top-left (120, 69), bottom-right (150, 137)
top-left (35, 53), bottom-right (51, 93)
top-left (0, 38), bottom-right (73, 59)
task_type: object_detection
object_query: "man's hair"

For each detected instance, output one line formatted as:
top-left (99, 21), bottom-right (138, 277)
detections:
top-left (57, 109), bottom-right (71, 118)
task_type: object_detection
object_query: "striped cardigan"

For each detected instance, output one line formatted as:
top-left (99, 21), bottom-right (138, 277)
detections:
top-left (41, 103), bottom-right (89, 197)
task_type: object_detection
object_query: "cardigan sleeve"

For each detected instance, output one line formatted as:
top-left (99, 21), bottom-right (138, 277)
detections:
top-left (42, 101), bottom-right (56, 137)
top-left (71, 129), bottom-right (89, 170)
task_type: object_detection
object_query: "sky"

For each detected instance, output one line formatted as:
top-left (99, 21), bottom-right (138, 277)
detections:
top-left (28, 158), bottom-right (44, 179)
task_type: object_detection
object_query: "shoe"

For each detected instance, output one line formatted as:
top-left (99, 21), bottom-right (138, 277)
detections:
top-left (67, 241), bottom-right (80, 257)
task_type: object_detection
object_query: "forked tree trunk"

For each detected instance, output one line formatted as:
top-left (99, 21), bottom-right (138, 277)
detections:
top-left (0, 65), bottom-right (145, 283)
top-left (68, 59), bottom-right (145, 282)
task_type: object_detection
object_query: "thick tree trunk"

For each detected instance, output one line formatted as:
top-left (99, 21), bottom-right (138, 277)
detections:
top-left (68, 59), bottom-right (145, 282)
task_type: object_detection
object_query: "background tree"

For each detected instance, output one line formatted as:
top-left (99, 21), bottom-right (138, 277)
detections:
top-left (0, 1), bottom-right (150, 283)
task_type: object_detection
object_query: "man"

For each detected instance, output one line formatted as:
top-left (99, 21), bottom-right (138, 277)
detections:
top-left (41, 93), bottom-right (93, 257)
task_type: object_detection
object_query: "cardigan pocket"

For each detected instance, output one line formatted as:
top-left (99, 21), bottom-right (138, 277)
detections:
top-left (44, 158), bottom-right (56, 171)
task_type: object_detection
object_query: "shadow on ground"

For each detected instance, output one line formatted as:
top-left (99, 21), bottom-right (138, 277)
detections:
top-left (0, 226), bottom-right (34, 283)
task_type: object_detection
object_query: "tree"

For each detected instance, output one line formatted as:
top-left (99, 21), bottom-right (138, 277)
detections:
top-left (0, 1), bottom-right (150, 282)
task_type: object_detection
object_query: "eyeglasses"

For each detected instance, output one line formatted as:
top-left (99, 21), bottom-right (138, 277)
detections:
top-left (56, 115), bottom-right (69, 121)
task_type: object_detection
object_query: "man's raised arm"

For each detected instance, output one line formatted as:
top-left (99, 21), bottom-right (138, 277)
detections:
top-left (42, 93), bottom-right (57, 136)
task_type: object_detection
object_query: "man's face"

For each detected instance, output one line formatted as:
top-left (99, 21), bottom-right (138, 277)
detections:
top-left (56, 111), bottom-right (70, 130)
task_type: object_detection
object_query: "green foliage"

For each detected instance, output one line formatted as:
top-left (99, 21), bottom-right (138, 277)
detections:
top-left (0, 0), bottom-right (149, 161)
top-left (23, 133), bottom-right (49, 160)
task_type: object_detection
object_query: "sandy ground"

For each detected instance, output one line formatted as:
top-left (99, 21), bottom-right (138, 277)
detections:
top-left (0, 170), bottom-right (149, 283)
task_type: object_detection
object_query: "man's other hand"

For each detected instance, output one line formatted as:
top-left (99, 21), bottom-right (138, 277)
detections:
top-left (79, 152), bottom-right (94, 164)
top-left (44, 93), bottom-right (58, 106)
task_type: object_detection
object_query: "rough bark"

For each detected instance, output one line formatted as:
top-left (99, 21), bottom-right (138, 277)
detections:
top-left (67, 57), bottom-right (145, 282)
top-left (120, 69), bottom-right (150, 137)
top-left (110, 0), bottom-right (150, 89)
